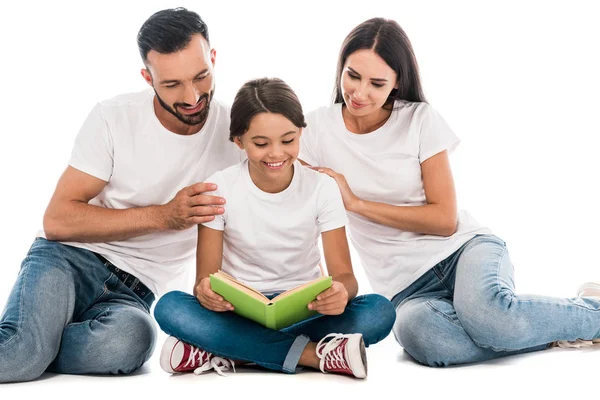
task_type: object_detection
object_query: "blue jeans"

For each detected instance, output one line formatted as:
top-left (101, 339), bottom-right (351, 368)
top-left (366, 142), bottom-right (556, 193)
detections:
top-left (392, 234), bottom-right (600, 367)
top-left (0, 238), bottom-right (157, 383)
top-left (155, 291), bottom-right (395, 373)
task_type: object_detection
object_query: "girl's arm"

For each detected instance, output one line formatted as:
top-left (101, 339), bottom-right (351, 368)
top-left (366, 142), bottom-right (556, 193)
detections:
top-left (314, 150), bottom-right (458, 237)
top-left (194, 224), bottom-right (233, 312)
top-left (309, 226), bottom-right (357, 315)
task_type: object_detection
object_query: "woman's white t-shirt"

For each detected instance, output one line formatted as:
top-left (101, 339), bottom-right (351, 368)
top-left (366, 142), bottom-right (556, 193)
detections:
top-left (299, 101), bottom-right (491, 299)
top-left (202, 159), bottom-right (348, 294)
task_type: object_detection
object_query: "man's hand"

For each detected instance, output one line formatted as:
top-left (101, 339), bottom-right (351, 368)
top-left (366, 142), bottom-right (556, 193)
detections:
top-left (160, 182), bottom-right (226, 230)
top-left (308, 281), bottom-right (349, 315)
top-left (194, 277), bottom-right (234, 312)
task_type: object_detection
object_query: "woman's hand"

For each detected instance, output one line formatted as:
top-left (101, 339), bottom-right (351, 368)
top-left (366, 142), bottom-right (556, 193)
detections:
top-left (194, 277), bottom-right (234, 312)
top-left (308, 281), bottom-right (349, 315)
top-left (310, 166), bottom-right (360, 212)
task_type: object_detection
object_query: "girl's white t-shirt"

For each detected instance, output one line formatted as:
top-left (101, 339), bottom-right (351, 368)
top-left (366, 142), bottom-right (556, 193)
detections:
top-left (39, 89), bottom-right (244, 296)
top-left (299, 101), bottom-right (491, 299)
top-left (202, 159), bottom-right (348, 294)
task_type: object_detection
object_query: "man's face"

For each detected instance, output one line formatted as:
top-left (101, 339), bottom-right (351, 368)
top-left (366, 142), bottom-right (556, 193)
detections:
top-left (142, 34), bottom-right (216, 129)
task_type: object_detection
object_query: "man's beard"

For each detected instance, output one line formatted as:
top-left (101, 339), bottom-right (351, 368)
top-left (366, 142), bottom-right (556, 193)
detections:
top-left (155, 89), bottom-right (213, 126)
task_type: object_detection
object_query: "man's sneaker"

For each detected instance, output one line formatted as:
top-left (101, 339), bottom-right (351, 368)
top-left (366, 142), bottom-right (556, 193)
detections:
top-left (316, 333), bottom-right (367, 379)
top-left (159, 336), bottom-right (235, 376)
top-left (553, 282), bottom-right (600, 348)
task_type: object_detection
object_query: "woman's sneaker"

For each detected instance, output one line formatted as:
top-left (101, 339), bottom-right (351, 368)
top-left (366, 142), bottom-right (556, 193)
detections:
top-left (553, 282), bottom-right (600, 348)
top-left (159, 336), bottom-right (235, 376)
top-left (316, 333), bottom-right (367, 378)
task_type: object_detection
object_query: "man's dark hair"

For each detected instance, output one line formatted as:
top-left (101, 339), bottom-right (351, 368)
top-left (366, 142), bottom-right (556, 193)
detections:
top-left (137, 7), bottom-right (209, 63)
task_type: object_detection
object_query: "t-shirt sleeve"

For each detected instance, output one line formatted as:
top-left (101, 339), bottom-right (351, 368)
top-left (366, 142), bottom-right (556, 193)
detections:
top-left (299, 113), bottom-right (320, 167)
top-left (418, 105), bottom-right (461, 163)
top-left (68, 104), bottom-right (114, 181)
top-left (201, 171), bottom-right (226, 231)
top-left (316, 175), bottom-right (349, 233)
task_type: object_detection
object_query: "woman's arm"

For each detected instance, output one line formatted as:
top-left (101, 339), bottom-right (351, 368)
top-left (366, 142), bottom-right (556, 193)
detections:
top-left (309, 227), bottom-right (358, 315)
top-left (194, 224), bottom-right (233, 312)
top-left (314, 150), bottom-right (458, 236)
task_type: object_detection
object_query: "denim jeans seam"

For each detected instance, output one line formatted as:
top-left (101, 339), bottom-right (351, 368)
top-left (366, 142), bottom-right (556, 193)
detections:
top-left (493, 244), bottom-right (510, 298)
top-left (432, 266), bottom-right (453, 293)
top-left (67, 307), bottom-right (112, 328)
top-left (112, 277), bottom-right (152, 312)
top-left (517, 298), bottom-right (600, 312)
top-left (425, 298), bottom-right (462, 327)
top-left (96, 282), bottom-right (151, 315)
top-left (0, 254), bottom-right (31, 348)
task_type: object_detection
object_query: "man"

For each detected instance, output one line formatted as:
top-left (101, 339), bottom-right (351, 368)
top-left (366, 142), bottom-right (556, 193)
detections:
top-left (0, 8), bottom-right (242, 382)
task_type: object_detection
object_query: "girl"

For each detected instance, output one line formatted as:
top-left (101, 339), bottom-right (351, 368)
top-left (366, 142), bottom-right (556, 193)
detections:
top-left (154, 78), bottom-right (395, 377)
top-left (299, 18), bottom-right (600, 367)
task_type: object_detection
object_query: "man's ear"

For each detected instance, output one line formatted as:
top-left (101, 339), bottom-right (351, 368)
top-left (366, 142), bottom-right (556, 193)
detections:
top-left (210, 48), bottom-right (216, 66)
top-left (141, 68), bottom-right (153, 87)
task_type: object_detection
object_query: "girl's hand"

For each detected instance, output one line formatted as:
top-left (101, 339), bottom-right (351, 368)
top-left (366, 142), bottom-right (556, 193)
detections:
top-left (194, 277), bottom-right (234, 312)
top-left (310, 166), bottom-right (360, 212)
top-left (308, 281), bottom-right (349, 315)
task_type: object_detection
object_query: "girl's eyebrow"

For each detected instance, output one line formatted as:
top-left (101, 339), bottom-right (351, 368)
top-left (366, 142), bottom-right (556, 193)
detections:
top-left (251, 131), bottom-right (296, 140)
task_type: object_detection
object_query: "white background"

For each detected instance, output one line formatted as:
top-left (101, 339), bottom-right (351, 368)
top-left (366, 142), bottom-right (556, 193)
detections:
top-left (1, 0), bottom-right (599, 398)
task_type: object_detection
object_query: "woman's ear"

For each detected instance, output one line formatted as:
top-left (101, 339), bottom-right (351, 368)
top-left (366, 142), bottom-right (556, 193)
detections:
top-left (233, 136), bottom-right (244, 150)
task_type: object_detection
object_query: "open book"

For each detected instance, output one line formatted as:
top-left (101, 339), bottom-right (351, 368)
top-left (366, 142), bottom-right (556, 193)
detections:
top-left (209, 271), bottom-right (333, 330)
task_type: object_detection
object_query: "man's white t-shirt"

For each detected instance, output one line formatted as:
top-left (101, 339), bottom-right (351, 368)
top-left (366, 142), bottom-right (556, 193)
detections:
top-left (39, 89), bottom-right (244, 296)
top-left (202, 159), bottom-right (348, 295)
top-left (299, 101), bottom-right (491, 299)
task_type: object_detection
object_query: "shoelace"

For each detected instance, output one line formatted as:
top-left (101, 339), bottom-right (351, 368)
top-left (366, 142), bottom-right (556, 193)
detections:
top-left (194, 356), bottom-right (235, 377)
top-left (183, 346), bottom-right (236, 377)
top-left (316, 333), bottom-right (349, 373)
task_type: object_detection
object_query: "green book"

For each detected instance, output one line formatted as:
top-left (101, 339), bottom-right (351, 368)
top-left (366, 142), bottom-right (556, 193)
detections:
top-left (209, 271), bottom-right (332, 330)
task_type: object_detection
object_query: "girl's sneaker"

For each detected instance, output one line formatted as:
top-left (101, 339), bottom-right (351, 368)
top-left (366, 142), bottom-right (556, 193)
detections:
top-left (316, 333), bottom-right (367, 378)
top-left (159, 336), bottom-right (235, 376)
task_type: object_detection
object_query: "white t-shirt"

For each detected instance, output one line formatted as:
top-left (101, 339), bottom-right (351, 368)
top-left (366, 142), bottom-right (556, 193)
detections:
top-left (202, 159), bottom-right (348, 294)
top-left (299, 101), bottom-right (491, 299)
top-left (39, 89), bottom-right (244, 296)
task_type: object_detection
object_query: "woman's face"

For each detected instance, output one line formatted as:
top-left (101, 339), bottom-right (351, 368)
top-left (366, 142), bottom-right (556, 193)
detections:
top-left (340, 49), bottom-right (398, 117)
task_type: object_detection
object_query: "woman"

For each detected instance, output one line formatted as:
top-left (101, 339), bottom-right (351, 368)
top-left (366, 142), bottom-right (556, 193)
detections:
top-left (299, 18), bottom-right (600, 366)
top-left (154, 78), bottom-right (395, 378)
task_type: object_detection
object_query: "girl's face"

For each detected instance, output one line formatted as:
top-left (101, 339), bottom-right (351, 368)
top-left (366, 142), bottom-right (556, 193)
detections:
top-left (340, 49), bottom-right (398, 117)
top-left (234, 112), bottom-right (302, 189)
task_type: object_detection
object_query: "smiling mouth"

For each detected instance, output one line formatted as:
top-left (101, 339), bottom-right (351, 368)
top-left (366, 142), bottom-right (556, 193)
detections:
top-left (350, 99), bottom-right (369, 108)
top-left (178, 98), bottom-right (206, 114)
top-left (262, 159), bottom-right (288, 170)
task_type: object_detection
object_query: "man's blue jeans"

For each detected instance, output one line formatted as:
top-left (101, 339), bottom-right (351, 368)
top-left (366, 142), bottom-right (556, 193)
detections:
top-left (392, 234), bottom-right (600, 366)
top-left (0, 238), bottom-right (156, 383)
top-left (155, 291), bottom-right (395, 373)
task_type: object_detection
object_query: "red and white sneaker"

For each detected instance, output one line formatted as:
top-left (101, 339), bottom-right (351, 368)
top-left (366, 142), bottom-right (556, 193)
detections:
top-left (159, 336), bottom-right (235, 376)
top-left (316, 333), bottom-right (367, 379)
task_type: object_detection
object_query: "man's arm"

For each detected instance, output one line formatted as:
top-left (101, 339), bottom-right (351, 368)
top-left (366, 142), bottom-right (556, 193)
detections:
top-left (43, 166), bottom-right (224, 243)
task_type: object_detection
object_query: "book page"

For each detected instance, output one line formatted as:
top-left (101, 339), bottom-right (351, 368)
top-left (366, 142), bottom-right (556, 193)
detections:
top-left (215, 271), bottom-right (269, 302)
top-left (271, 276), bottom-right (331, 302)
